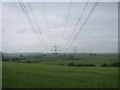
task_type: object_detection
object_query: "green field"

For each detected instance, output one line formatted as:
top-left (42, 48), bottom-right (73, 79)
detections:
top-left (3, 61), bottom-right (118, 88)
top-left (31, 55), bottom-right (118, 66)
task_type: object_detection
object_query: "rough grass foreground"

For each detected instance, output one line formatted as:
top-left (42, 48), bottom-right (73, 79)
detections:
top-left (2, 62), bottom-right (118, 88)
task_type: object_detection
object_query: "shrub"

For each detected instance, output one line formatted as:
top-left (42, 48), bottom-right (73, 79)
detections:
top-left (68, 63), bottom-right (96, 67)
top-left (68, 62), bottom-right (74, 66)
top-left (101, 63), bottom-right (108, 67)
top-left (77, 64), bottom-right (95, 67)
top-left (110, 62), bottom-right (120, 67)
top-left (88, 64), bottom-right (96, 67)
top-left (26, 60), bottom-right (32, 63)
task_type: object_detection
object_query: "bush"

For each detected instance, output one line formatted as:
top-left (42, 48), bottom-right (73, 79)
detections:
top-left (67, 63), bottom-right (95, 67)
top-left (101, 63), bottom-right (108, 67)
top-left (26, 60), bottom-right (32, 63)
top-left (110, 62), bottom-right (120, 67)
top-left (68, 62), bottom-right (74, 66)
top-left (77, 64), bottom-right (95, 67)
top-left (88, 64), bottom-right (96, 67)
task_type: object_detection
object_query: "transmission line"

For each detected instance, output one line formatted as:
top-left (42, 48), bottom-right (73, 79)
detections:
top-left (27, 2), bottom-right (41, 34)
top-left (62, 1), bottom-right (89, 51)
top-left (64, 1), bottom-right (99, 52)
top-left (18, 0), bottom-right (48, 53)
top-left (60, 1), bottom-right (72, 50)
top-left (62, 1), bottom-right (72, 38)
top-left (42, 1), bottom-right (53, 46)
top-left (27, 2), bottom-right (49, 50)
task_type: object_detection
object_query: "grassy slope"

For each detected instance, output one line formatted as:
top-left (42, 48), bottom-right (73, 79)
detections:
top-left (38, 55), bottom-right (118, 66)
top-left (3, 62), bottom-right (118, 88)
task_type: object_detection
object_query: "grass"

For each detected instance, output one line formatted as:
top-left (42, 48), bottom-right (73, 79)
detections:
top-left (36, 55), bottom-right (118, 66)
top-left (2, 62), bottom-right (118, 88)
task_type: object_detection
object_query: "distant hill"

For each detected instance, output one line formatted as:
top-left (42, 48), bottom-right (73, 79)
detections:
top-left (2, 52), bottom-right (118, 57)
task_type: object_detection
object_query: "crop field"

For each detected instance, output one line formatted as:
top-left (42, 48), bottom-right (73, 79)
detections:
top-left (29, 55), bottom-right (118, 66)
top-left (2, 61), bottom-right (118, 88)
top-left (2, 1), bottom-right (119, 89)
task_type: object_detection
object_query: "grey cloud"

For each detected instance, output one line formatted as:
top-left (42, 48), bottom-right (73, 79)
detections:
top-left (2, 2), bottom-right (118, 53)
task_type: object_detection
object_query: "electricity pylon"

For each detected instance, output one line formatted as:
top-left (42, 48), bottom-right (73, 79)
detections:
top-left (51, 45), bottom-right (61, 55)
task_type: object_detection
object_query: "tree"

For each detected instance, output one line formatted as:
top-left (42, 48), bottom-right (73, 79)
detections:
top-left (20, 55), bottom-right (24, 60)
top-left (90, 53), bottom-right (93, 56)
top-left (101, 63), bottom-right (108, 67)
top-left (110, 62), bottom-right (120, 67)
top-left (20, 55), bottom-right (23, 58)
top-left (68, 62), bottom-right (74, 66)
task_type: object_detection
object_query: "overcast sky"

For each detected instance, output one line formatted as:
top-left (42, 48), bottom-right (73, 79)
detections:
top-left (1, 1), bottom-right (118, 53)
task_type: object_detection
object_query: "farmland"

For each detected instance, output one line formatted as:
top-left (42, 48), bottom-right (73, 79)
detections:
top-left (37, 55), bottom-right (118, 66)
top-left (2, 55), bottom-right (118, 88)
top-left (2, 1), bottom-right (119, 89)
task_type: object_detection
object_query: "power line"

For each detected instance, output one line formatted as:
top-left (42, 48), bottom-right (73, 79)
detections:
top-left (62, 1), bottom-right (89, 51)
top-left (62, 1), bottom-right (72, 38)
top-left (42, 1), bottom-right (53, 46)
top-left (60, 1), bottom-right (72, 49)
top-left (27, 2), bottom-right (49, 51)
top-left (64, 1), bottom-right (99, 52)
top-left (65, 1), bottom-right (99, 52)
top-left (27, 2), bottom-right (41, 34)
top-left (54, 3), bottom-right (60, 45)
top-left (18, 0), bottom-right (48, 53)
